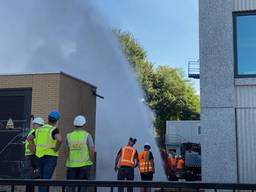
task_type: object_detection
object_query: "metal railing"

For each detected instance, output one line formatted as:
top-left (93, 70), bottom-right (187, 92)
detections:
top-left (188, 61), bottom-right (200, 79)
top-left (1, 180), bottom-right (256, 192)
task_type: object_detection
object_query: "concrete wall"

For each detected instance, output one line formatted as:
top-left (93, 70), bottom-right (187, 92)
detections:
top-left (166, 121), bottom-right (201, 145)
top-left (233, 0), bottom-right (256, 183)
top-left (199, 0), bottom-right (238, 183)
top-left (200, 0), bottom-right (256, 183)
top-left (165, 121), bottom-right (200, 156)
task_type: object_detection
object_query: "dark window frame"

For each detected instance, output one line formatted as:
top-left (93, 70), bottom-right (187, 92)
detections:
top-left (0, 88), bottom-right (32, 129)
top-left (233, 10), bottom-right (256, 78)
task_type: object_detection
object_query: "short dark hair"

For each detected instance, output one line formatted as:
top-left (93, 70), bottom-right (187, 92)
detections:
top-left (129, 138), bottom-right (137, 145)
top-left (48, 117), bottom-right (57, 124)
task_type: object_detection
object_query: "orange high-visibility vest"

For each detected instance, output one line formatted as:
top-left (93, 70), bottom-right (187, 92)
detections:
top-left (138, 151), bottom-right (153, 173)
top-left (119, 146), bottom-right (136, 167)
top-left (171, 158), bottom-right (177, 167)
top-left (177, 159), bottom-right (184, 169)
top-left (168, 157), bottom-right (177, 169)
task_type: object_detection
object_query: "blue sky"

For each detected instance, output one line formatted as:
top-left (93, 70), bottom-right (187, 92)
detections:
top-left (92, 0), bottom-right (200, 93)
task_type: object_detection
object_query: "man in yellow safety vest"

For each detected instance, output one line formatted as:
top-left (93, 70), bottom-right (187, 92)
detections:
top-left (65, 115), bottom-right (95, 192)
top-left (24, 117), bottom-right (44, 179)
top-left (28, 111), bottom-right (62, 192)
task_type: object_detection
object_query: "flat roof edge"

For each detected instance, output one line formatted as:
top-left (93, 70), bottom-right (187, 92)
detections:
top-left (166, 120), bottom-right (200, 123)
top-left (0, 71), bottom-right (97, 89)
top-left (60, 72), bottom-right (97, 89)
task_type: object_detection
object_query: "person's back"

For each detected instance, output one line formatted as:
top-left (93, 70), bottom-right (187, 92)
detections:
top-left (115, 138), bottom-right (138, 192)
top-left (177, 157), bottom-right (185, 170)
top-left (28, 111), bottom-right (62, 192)
top-left (24, 117), bottom-right (44, 192)
top-left (66, 129), bottom-right (93, 168)
top-left (35, 124), bottom-right (59, 158)
top-left (138, 143), bottom-right (154, 192)
top-left (119, 145), bottom-right (137, 167)
top-left (138, 143), bottom-right (154, 179)
top-left (171, 157), bottom-right (177, 169)
top-left (66, 115), bottom-right (94, 192)
top-left (25, 117), bottom-right (44, 177)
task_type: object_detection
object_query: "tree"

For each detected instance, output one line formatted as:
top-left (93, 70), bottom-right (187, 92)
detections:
top-left (151, 66), bottom-right (200, 140)
top-left (115, 30), bottom-right (200, 144)
top-left (115, 30), bottom-right (155, 102)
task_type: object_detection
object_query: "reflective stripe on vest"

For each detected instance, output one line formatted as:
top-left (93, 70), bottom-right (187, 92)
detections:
top-left (65, 130), bottom-right (93, 168)
top-left (138, 151), bottom-right (153, 173)
top-left (35, 124), bottom-right (58, 158)
top-left (25, 129), bottom-right (35, 156)
top-left (119, 146), bottom-right (136, 167)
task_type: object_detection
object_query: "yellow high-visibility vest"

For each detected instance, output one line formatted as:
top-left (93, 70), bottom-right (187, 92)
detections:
top-left (66, 130), bottom-right (93, 168)
top-left (25, 129), bottom-right (35, 156)
top-left (35, 124), bottom-right (58, 158)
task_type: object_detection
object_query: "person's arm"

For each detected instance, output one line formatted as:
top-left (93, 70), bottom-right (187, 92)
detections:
top-left (150, 152), bottom-right (155, 173)
top-left (86, 134), bottom-right (95, 163)
top-left (54, 133), bottom-right (62, 152)
top-left (27, 134), bottom-right (36, 153)
top-left (52, 129), bottom-right (62, 152)
top-left (134, 150), bottom-right (139, 168)
top-left (89, 146), bottom-right (95, 163)
top-left (115, 148), bottom-right (122, 171)
top-left (64, 140), bottom-right (69, 161)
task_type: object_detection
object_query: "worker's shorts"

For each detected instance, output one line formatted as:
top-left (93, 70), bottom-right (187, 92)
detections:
top-left (140, 172), bottom-right (154, 181)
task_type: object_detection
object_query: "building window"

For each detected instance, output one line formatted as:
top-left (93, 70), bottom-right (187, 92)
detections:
top-left (234, 11), bottom-right (256, 77)
top-left (0, 88), bottom-right (32, 129)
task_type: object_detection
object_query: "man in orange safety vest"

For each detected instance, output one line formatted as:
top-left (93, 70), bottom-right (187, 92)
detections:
top-left (138, 142), bottom-right (155, 192)
top-left (115, 137), bottom-right (138, 192)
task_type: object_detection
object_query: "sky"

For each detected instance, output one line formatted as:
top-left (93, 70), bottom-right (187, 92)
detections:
top-left (92, 0), bottom-right (200, 93)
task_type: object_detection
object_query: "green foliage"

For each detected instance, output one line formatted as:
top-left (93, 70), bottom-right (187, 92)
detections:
top-left (115, 30), bottom-right (200, 142)
top-left (152, 66), bottom-right (200, 139)
top-left (115, 30), bottom-right (155, 102)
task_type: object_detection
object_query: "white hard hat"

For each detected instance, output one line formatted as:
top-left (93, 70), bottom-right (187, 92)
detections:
top-left (74, 115), bottom-right (86, 126)
top-left (32, 117), bottom-right (44, 126)
top-left (144, 142), bottom-right (151, 147)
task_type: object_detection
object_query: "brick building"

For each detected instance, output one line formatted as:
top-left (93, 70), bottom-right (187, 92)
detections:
top-left (0, 72), bottom-right (97, 179)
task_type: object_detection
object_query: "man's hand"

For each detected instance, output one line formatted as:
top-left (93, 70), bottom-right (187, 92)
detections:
top-left (27, 135), bottom-right (36, 153)
top-left (28, 143), bottom-right (36, 153)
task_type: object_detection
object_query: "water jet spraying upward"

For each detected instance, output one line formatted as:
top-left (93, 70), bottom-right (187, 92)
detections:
top-left (0, 0), bottom-right (165, 180)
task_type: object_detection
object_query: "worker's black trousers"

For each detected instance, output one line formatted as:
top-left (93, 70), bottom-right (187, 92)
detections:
top-left (117, 166), bottom-right (134, 192)
top-left (66, 166), bottom-right (92, 192)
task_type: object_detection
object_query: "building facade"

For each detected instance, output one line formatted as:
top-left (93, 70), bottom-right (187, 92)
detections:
top-left (200, 0), bottom-right (256, 183)
top-left (0, 72), bottom-right (97, 179)
top-left (165, 121), bottom-right (201, 155)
